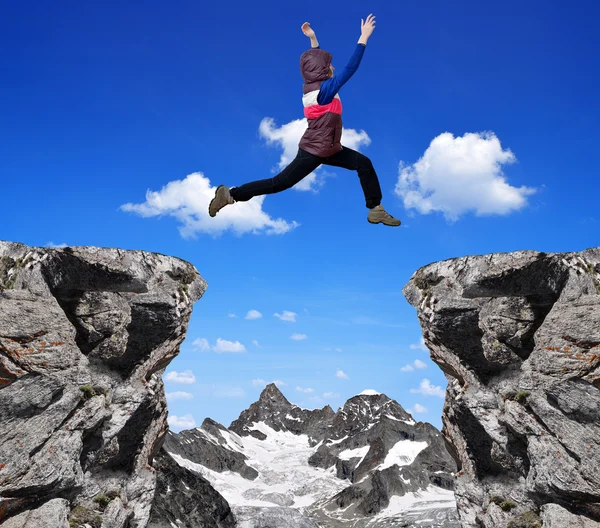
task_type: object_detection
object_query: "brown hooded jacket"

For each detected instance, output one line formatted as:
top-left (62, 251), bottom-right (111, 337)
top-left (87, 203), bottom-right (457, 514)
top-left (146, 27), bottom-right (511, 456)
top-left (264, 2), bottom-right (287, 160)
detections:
top-left (298, 49), bottom-right (343, 158)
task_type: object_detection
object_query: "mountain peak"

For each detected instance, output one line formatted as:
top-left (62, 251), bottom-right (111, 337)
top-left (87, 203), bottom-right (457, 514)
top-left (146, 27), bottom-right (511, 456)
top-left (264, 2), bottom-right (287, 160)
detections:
top-left (229, 383), bottom-right (296, 438)
top-left (337, 391), bottom-right (414, 431)
top-left (258, 383), bottom-right (291, 406)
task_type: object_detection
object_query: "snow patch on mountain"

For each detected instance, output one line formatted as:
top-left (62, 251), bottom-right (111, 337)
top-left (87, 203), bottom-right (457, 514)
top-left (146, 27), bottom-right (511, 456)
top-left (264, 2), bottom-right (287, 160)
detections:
top-left (384, 414), bottom-right (416, 425)
top-left (369, 486), bottom-right (457, 522)
top-left (358, 389), bottom-right (381, 396)
top-left (171, 422), bottom-right (348, 510)
top-left (380, 439), bottom-right (429, 469)
top-left (338, 446), bottom-right (370, 461)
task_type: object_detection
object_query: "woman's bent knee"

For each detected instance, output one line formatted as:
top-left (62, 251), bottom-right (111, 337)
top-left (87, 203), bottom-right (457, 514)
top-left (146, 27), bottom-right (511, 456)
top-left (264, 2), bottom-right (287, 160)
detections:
top-left (358, 155), bottom-right (374, 170)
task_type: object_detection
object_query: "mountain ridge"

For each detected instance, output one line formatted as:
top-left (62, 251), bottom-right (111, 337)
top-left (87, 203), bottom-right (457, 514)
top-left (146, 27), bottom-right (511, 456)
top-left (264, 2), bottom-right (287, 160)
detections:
top-left (165, 383), bottom-right (459, 527)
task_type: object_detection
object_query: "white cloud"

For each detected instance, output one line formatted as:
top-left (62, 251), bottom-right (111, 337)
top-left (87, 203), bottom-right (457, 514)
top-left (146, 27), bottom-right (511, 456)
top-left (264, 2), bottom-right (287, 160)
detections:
top-left (414, 359), bottom-right (427, 369)
top-left (336, 369), bottom-right (349, 380)
top-left (340, 128), bottom-right (372, 151)
top-left (121, 172), bottom-right (299, 238)
top-left (192, 338), bottom-right (210, 352)
top-left (274, 310), bottom-right (297, 322)
top-left (410, 378), bottom-right (446, 398)
top-left (166, 391), bottom-right (193, 401)
top-left (395, 131), bottom-right (536, 221)
top-left (168, 414), bottom-right (196, 429)
top-left (408, 403), bottom-right (428, 414)
top-left (410, 337), bottom-right (428, 351)
top-left (165, 370), bottom-right (196, 384)
top-left (324, 347), bottom-right (343, 352)
top-left (259, 117), bottom-right (371, 192)
top-left (291, 333), bottom-right (308, 341)
top-left (401, 359), bottom-right (428, 372)
top-left (323, 391), bottom-right (340, 398)
top-left (193, 338), bottom-right (246, 353)
top-left (245, 310), bottom-right (263, 320)
top-left (228, 313), bottom-right (238, 318)
top-left (214, 338), bottom-right (246, 353)
top-left (252, 379), bottom-right (286, 387)
top-left (45, 242), bottom-right (68, 248)
top-left (296, 386), bottom-right (315, 393)
top-left (252, 340), bottom-right (261, 348)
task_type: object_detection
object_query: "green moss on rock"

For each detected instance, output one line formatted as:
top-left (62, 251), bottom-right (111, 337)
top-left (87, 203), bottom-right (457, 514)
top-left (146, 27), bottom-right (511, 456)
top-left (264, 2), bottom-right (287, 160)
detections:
top-left (79, 385), bottom-right (95, 400)
top-left (93, 493), bottom-right (111, 509)
top-left (514, 391), bottom-right (531, 404)
top-left (69, 505), bottom-right (103, 528)
top-left (507, 511), bottom-right (542, 528)
top-left (500, 498), bottom-right (517, 512)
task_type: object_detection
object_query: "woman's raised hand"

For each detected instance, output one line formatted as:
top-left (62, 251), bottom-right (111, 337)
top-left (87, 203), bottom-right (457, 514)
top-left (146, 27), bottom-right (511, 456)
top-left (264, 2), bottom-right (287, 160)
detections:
top-left (301, 22), bottom-right (315, 38)
top-left (360, 14), bottom-right (376, 38)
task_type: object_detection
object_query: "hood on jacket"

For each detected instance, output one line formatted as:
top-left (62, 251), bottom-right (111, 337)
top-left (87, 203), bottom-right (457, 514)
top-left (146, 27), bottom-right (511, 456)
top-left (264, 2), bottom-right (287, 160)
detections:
top-left (300, 49), bottom-right (332, 83)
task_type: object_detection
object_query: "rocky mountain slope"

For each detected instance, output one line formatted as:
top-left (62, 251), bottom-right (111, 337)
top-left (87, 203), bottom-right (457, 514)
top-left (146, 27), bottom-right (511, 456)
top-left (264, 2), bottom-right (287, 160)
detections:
top-left (148, 449), bottom-right (235, 528)
top-left (0, 241), bottom-right (229, 528)
top-left (165, 384), bottom-right (459, 527)
top-left (403, 247), bottom-right (600, 528)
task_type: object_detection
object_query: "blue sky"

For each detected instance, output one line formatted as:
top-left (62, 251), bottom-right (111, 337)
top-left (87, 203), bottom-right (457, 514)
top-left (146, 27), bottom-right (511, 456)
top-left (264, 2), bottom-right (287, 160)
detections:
top-left (2, 1), bottom-right (599, 432)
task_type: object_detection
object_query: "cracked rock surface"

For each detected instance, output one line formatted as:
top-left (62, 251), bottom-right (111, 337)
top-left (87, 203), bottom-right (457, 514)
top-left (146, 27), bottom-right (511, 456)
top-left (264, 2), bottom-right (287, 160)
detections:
top-left (0, 241), bottom-right (207, 527)
top-left (403, 248), bottom-right (600, 528)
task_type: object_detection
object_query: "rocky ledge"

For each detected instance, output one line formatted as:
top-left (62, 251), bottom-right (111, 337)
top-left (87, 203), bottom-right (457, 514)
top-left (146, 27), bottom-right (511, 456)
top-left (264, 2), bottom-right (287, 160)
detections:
top-left (0, 241), bottom-right (207, 527)
top-left (403, 248), bottom-right (600, 528)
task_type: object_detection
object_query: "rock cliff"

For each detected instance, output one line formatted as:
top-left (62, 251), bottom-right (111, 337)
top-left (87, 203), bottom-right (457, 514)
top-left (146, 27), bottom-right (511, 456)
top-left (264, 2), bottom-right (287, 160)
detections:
top-left (403, 248), bottom-right (600, 528)
top-left (0, 241), bottom-right (214, 527)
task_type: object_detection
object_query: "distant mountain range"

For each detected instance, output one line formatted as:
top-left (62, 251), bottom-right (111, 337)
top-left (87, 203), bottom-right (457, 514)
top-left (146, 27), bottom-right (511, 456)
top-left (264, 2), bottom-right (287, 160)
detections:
top-left (156, 384), bottom-right (460, 527)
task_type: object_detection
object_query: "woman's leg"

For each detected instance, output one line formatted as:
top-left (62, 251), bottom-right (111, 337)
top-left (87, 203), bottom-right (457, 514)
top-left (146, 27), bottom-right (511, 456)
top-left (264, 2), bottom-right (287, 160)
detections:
top-left (321, 146), bottom-right (383, 208)
top-left (230, 149), bottom-right (322, 202)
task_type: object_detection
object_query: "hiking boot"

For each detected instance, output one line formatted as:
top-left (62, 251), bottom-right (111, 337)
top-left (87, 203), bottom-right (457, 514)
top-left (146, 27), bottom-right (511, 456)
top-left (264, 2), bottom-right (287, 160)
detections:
top-left (209, 185), bottom-right (234, 217)
top-left (367, 205), bottom-right (401, 227)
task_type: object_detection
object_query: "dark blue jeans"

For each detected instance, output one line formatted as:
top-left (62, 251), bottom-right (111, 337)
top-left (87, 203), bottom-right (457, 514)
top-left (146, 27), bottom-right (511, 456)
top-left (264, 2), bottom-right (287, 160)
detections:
top-left (229, 146), bottom-right (383, 209)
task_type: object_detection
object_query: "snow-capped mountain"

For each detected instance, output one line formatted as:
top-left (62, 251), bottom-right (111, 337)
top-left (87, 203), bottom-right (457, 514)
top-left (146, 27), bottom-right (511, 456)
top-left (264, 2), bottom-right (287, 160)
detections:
top-left (164, 384), bottom-right (459, 527)
top-left (229, 383), bottom-right (336, 443)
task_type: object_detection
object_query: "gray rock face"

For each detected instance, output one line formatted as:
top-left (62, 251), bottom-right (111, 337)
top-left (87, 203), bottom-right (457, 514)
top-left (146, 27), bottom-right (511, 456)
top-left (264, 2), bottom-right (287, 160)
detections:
top-left (148, 449), bottom-right (235, 528)
top-left (541, 503), bottom-right (600, 527)
top-left (403, 248), bottom-right (600, 528)
top-left (306, 392), bottom-right (458, 525)
top-left (164, 418), bottom-right (259, 480)
top-left (309, 393), bottom-right (446, 476)
top-left (0, 241), bottom-right (209, 527)
top-left (1, 498), bottom-right (70, 528)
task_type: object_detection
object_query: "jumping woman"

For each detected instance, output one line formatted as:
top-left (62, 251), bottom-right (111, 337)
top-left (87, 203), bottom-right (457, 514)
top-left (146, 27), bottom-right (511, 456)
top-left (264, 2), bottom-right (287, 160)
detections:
top-left (209, 14), bottom-right (401, 227)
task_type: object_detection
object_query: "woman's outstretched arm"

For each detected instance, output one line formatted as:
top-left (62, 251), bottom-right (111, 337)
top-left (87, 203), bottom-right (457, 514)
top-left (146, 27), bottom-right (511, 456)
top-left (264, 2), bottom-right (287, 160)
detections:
top-left (301, 22), bottom-right (319, 48)
top-left (317, 14), bottom-right (376, 105)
